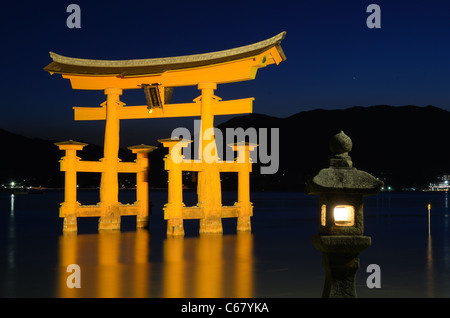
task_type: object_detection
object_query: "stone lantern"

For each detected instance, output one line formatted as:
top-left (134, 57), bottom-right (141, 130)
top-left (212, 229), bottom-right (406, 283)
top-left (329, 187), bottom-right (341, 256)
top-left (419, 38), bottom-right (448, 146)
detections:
top-left (306, 131), bottom-right (383, 298)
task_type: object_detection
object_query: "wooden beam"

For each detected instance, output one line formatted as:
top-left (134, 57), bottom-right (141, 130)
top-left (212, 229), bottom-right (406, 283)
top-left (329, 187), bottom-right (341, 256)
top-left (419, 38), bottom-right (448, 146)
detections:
top-left (221, 206), bottom-right (241, 218)
top-left (177, 205), bottom-right (243, 220)
top-left (76, 205), bottom-right (102, 217)
top-left (75, 203), bottom-right (140, 217)
top-left (182, 206), bottom-right (204, 219)
top-left (75, 160), bottom-right (105, 173)
top-left (74, 98), bottom-right (253, 121)
top-left (73, 106), bottom-right (106, 121)
top-left (119, 204), bottom-right (140, 216)
top-left (118, 162), bottom-right (139, 173)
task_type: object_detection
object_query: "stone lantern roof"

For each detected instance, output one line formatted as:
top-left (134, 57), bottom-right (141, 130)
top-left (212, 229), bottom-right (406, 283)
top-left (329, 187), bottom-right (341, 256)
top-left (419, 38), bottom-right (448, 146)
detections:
top-left (306, 131), bottom-right (383, 195)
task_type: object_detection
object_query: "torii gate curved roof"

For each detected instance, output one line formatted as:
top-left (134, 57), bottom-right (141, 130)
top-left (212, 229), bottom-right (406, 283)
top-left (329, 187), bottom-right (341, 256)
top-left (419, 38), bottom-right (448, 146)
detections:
top-left (44, 32), bottom-right (286, 89)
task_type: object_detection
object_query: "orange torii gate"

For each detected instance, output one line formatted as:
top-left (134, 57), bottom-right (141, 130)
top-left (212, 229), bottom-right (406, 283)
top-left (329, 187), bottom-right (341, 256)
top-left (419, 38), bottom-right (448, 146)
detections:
top-left (44, 32), bottom-right (286, 234)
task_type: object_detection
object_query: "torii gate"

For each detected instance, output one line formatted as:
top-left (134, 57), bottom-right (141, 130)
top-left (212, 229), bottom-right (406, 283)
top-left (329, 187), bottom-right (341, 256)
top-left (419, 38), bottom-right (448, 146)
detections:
top-left (44, 32), bottom-right (286, 234)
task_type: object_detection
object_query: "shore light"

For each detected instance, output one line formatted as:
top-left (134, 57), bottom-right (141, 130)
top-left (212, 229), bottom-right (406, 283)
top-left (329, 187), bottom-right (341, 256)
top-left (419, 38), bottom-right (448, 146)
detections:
top-left (306, 131), bottom-right (383, 297)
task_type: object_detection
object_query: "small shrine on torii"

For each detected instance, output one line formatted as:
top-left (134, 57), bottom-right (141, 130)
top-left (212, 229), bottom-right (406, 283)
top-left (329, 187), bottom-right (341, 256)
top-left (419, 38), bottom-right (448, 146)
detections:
top-left (44, 32), bottom-right (286, 235)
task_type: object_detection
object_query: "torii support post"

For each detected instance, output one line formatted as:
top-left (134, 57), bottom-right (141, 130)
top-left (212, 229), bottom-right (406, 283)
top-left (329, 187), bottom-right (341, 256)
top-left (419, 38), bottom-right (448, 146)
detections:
top-left (159, 138), bottom-right (192, 236)
top-left (197, 82), bottom-right (223, 234)
top-left (128, 144), bottom-right (157, 229)
top-left (99, 88), bottom-right (122, 231)
top-left (55, 140), bottom-right (88, 233)
top-left (230, 142), bottom-right (258, 232)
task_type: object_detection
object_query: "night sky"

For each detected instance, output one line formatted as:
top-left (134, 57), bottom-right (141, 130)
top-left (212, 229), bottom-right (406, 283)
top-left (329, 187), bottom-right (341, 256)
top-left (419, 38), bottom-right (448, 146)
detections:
top-left (1, 0), bottom-right (450, 147)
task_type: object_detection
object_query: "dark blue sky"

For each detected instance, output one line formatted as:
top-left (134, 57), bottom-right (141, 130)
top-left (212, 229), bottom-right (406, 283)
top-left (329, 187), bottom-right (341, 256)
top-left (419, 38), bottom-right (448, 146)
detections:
top-left (1, 0), bottom-right (450, 146)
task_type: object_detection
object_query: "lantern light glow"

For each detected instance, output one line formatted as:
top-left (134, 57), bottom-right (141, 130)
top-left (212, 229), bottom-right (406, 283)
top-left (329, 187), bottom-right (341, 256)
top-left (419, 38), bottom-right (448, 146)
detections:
top-left (333, 205), bottom-right (354, 226)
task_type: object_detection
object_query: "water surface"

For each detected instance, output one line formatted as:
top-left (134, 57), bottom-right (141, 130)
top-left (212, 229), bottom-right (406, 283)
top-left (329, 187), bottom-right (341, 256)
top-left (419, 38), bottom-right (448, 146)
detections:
top-left (1, 190), bottom-right (449, 297)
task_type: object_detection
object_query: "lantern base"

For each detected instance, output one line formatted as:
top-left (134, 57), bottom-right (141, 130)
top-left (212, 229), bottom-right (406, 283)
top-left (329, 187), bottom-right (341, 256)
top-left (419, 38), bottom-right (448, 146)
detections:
top-left (312, 235), bottom-right (371, 298)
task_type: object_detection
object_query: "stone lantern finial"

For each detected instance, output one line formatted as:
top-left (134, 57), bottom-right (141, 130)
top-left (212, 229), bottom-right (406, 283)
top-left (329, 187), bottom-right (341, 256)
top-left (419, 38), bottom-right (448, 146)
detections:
top-left (329, 130), bottom-right (353, 168)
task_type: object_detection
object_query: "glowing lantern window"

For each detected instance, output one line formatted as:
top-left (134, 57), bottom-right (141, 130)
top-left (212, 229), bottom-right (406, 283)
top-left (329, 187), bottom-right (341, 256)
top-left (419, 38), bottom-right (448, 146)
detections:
top-left (333, 205), bottom-right (354, 226)
top-left (321, 204), bottom-right (326, 226)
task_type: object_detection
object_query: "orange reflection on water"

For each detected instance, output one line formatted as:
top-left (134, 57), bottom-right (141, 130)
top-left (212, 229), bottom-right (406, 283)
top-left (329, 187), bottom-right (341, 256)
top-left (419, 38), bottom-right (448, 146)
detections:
top-left (163, 232), bottom-right (254, 298)
top-left (58, 230), bottom-right (150, 298)
top-left (426, 236), bottom-right (434, 297)
top-left (58, 230), bottom-right (253, 298)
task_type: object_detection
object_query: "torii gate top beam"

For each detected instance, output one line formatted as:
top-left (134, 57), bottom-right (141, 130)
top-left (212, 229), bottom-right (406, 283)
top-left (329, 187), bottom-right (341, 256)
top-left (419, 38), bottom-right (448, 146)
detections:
top-left (44, 32), bottom-right (286, 90)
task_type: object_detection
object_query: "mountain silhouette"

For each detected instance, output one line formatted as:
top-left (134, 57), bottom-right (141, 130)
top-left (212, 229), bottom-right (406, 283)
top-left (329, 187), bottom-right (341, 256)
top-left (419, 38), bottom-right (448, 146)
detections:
top-left (0, 105), bottom-right (448, 191)
top-left (0, 129), bottom-right (135, 188)
top-left (216, 105), bottom-right (450, 190)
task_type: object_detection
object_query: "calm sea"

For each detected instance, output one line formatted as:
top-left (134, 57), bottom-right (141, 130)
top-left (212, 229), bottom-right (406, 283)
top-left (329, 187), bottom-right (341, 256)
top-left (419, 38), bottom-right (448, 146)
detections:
top-left (0, 189), bottom-right (449, 298)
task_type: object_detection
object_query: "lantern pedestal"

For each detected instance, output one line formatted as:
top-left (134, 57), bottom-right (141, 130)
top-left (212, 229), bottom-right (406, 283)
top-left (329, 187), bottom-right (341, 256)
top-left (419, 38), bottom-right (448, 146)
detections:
top-left (312, 235), bottom-right (371, 298)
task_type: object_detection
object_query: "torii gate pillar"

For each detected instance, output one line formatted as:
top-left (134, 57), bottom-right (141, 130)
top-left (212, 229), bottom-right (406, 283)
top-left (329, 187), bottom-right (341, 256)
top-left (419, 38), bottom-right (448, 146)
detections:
top-left (197, 82), bottom-right (223, 234)
top-left (99, 88), bottom-right (122, 231)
